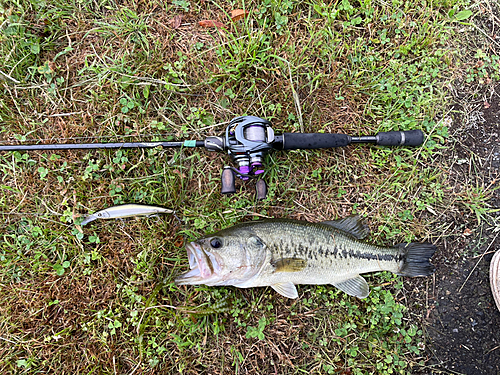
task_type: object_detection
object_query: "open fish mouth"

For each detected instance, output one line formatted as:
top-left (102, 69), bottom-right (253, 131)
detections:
top-left (175, 242), bottom-right (221, 285)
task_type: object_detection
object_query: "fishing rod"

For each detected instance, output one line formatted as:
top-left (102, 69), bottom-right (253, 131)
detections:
top-left (0, 116), bottom-right (424, 199)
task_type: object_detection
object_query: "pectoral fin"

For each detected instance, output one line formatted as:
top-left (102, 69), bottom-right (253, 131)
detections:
top-left (271, 282), bottom-right (299, 299)
top-left (272, 258), bottom-right (307, 272)
top-left (333, 275), bottom-right (370, 299)
top-left (321, 215), bottom-right (370, 239)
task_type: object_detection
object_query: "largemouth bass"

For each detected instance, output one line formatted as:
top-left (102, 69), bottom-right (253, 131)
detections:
top-left (175, 216), bottom-right (436, 299)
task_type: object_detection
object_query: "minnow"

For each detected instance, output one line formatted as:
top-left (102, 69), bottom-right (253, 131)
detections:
top-left (175, 215), bottom-right (436, 299)
top-left (80, 204), bottom-right (174, 225)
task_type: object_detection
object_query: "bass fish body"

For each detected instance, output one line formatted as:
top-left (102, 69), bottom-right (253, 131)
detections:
top-left (175, 216), bottom-right (436, 299)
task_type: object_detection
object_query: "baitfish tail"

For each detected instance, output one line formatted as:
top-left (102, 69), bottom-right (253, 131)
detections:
top-left (395, 242), bottom-right (436, 277)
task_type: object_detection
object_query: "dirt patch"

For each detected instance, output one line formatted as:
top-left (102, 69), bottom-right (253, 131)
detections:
top-left (423, 87), bottom-right (500, 374)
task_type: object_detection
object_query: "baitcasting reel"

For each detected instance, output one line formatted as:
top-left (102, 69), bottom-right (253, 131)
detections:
top-left (204, 116), bottom-right (275, 197)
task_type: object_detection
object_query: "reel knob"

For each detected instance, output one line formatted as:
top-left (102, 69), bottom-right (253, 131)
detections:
top-left (256, 179), bottom-right (267, 200)
top-left (221, 167), bottom-right (236, 195)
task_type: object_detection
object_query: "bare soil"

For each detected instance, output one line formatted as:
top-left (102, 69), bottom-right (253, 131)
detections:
top-left (423, 88), bottom-right (500, 374)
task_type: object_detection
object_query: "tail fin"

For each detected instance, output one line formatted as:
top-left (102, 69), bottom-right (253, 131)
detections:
top-left (396, 243), bottom-right (436, 277)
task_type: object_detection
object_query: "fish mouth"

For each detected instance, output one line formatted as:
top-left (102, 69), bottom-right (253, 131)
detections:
top-left (175, 242), bottom-right (221, 285)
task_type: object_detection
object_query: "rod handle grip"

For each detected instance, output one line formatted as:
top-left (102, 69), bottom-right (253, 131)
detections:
top-left (376, 130), bottom-right (424, 147)
top-left (281, 133), bottom-right (351, 150)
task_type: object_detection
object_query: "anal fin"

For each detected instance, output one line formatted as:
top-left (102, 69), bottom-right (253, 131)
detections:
top-left (271, 282), bottom-right (299, 299)
top-left (333, 275), bottom-right (370, 299)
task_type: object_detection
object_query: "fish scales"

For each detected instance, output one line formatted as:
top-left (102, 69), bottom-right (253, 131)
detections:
top-left (175, 216), bottom-right (436, 299)
top-left (242, 220), bottom-right (402, 286)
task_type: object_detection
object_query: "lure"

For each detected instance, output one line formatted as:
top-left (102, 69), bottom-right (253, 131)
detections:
top-left (81, 204), bottom-right (174, 225)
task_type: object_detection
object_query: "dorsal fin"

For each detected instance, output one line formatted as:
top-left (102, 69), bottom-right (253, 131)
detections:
top-left (321, 215), bottom-right (370, 239)
top-left (272, 258), bottom-right (307, 272)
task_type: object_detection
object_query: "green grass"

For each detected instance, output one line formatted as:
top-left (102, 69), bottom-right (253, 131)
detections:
top-left (0, 0), bottom-right (497, 373)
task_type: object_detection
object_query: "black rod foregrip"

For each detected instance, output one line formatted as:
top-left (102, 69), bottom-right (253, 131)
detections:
top-left (375, 130), bottom-right (424, 147)
top-left (279, 133), bottom-right (352, 150)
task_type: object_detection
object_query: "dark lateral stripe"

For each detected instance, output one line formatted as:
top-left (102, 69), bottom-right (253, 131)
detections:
top-left (271, 240), bottom-right (401, 263)
top-left (321, 247), bottom-right (400, 262)
top-left (346, 250), bottom-right (399, 262)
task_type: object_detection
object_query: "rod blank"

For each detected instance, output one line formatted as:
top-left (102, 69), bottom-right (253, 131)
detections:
top-left (0, 141), bottom-right (205, 152)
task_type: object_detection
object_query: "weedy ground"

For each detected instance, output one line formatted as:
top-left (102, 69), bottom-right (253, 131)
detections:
top-left (0, 0), bottom-right (498, 374)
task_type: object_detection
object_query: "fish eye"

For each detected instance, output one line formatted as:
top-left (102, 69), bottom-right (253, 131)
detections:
top-left (210, 238), bottom-right (223, 249)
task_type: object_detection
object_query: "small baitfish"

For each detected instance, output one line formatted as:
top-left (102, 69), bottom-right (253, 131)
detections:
top-left (175, 216), bottom-right (436, 299)
top-left (80, 204), bottom-right (174, 226)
